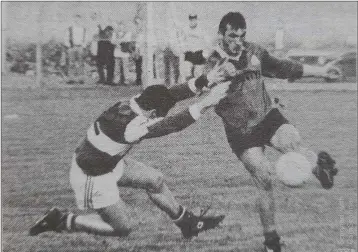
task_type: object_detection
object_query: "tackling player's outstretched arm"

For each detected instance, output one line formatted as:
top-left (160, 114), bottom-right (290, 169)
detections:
top-left (124, 82), bottom-right (230, 142)
top-left (168, 53), bottom-right (227, 102)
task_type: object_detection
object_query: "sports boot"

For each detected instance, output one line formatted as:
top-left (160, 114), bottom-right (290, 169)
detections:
top-left (264, 234), bottom-right (281, 252)
top-left (29, 207), bottom-right (67, 236)
top-left (312, 151), bottom-right (337, 189)
top-left (174, 208), bottom-right (225, 239)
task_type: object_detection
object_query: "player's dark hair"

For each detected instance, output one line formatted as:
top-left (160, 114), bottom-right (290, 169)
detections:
top-left (135, 85), bottom-right (176, 117)
top-left (218, 12), bottom-right (246, 35)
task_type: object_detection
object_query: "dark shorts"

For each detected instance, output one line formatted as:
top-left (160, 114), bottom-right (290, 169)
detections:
top-left (184, 50), bottom-right (206, 65)
top-left (224, 108), bottom-right (289, 157)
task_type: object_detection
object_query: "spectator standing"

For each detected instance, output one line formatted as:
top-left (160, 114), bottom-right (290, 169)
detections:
top-left (64, 14), bottom-right (87, 84)
top-left (163, 21), bottom-right (181, 87)
top-left (180, 14), bottom-right (210, 81)
top-left (112, 21), bottom-right (133, 85)
top-left (88, 12), bottom-right (108, 80)
top-left (132, 17), bottom-right (145, 86)
top-left (97, 26), bottom-right (115, 85)
top-left (88, 12), bottom-right (100, 63)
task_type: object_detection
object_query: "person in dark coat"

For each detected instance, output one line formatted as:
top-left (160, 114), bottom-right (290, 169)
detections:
top-left (97, 26), bottom-right (115, 85)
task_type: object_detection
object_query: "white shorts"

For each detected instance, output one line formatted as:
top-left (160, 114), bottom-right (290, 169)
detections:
top-left (70, 155), bottom-right (124, 210)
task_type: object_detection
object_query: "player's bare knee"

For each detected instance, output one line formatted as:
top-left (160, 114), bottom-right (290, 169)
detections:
top-left (245, 164), bottom-right (272, 192)
top-left (97, 206), bottom-right (133, 237)
top-left (147, 172), bottom-right (165, 193)
top-left (271, 124), bottom-right (301, 153)
top-left (242, 162), bottom-right (272, 191)
top-left (108, 218), bottom-right (133, 237)
top-left (256, 172), bottom-right (273, 192)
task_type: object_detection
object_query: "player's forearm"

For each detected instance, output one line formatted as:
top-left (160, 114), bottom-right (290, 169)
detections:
top-left (144, 104), bottom-right (203, 139)
top-left (169, 75), bottom-right (210, 102)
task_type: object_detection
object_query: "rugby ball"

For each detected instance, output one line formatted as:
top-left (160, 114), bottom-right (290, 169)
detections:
top-left (275, 152), bottom-right (312, 187)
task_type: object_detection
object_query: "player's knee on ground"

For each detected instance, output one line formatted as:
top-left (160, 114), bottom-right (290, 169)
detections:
top-left (146, 171), bottom-right (165, 193)
top-left (240, 149), bottom-right (273, 191)
top-left (270, 124), bottom-right (301, 153)
top-left (97, 204), bottom-right (133, 236)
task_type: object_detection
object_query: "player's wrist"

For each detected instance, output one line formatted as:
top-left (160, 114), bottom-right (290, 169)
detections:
top-left (189, 103), bottom-right (204, 120)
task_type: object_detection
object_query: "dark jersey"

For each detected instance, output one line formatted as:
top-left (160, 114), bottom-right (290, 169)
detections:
top-left (204, 42), bottom-right (303, 133)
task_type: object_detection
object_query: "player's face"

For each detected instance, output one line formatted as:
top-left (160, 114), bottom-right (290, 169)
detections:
top-left (222, 24), bottom-right (246, 56)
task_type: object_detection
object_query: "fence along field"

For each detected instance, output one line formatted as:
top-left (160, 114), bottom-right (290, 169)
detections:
top-left (2, 85), bottom-right (357, 252)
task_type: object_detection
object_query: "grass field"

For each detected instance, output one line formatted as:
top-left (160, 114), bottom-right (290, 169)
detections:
top-left (2, 84), bottom-right (357, 252)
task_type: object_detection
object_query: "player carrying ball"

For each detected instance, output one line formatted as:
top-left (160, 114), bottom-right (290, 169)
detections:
top-left (185, 12), bottom-right (338, 252)
top-left (29, 79), bottom-right (230, 239)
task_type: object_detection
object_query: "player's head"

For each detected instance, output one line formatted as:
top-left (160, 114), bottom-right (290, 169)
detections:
top-left (218, 12), bottom-right (247, 56)
top-left (135, 85), bottom-right (176, 118)
top-left (104, 26), bottom-right (114, 36)
top-left (116, 21), bottom-right (125, 31)
top-left (189, 14), bottom-right (198, 29)
top-left (74, 14), bottom-right (82, 24)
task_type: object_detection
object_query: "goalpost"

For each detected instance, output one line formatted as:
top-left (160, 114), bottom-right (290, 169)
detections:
top-left (35, 3), bottom-right (45, 88)
top-left (142, 2), bottom-right (155, 87)
top-left (142, 2), bottom-right (183, 87)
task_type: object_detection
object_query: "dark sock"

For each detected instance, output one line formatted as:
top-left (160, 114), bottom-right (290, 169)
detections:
top-left (264, 230), bottom-right (280, 246)
top-left (65, 213), bottom-right (77, 231)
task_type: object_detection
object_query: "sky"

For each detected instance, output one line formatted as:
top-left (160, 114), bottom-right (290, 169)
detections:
top-left (3, 1), bottom-right (357, 47)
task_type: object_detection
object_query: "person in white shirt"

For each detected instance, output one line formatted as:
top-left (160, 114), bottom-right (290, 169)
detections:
top-left (64, 14), bottom-right (87, 84)
top-left (180, 14), bottom-right (210, 81)
top-left (112, 21), bottom-right (133, 85)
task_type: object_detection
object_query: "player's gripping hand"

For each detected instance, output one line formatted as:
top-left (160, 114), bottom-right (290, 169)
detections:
top-left (207, 59), bottom-right (236, 87)
top-left (196, 81), bottom-right (230, 111)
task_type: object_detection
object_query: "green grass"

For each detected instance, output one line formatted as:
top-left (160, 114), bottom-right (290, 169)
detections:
top-left (2, 86), bottom-right (357, 252)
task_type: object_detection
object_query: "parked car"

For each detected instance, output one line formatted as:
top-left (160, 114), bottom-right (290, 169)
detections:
top-left (323, 51), bottom-right (357, 82)
top-left (286, 49), bottom-right (357, 82)
top-left (287, 49), bottom-right (337, 66)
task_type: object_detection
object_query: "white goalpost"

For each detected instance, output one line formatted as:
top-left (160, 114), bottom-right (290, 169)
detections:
top-left (142, 2), bottom-right (155, 87)
top-left (142, 2), bottom-right (183, 87)
top-left (35, 3), bottom-right (45, 88)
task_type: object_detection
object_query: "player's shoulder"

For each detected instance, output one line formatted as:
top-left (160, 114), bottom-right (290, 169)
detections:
top-left (244, 42), bottom-right (267, 55)
top-left (208, 44), bottom-right (226, 60)
top-left (100, 100), bottom-right (135, 122)
top-left (244, 41), bottom-right (269, 58)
